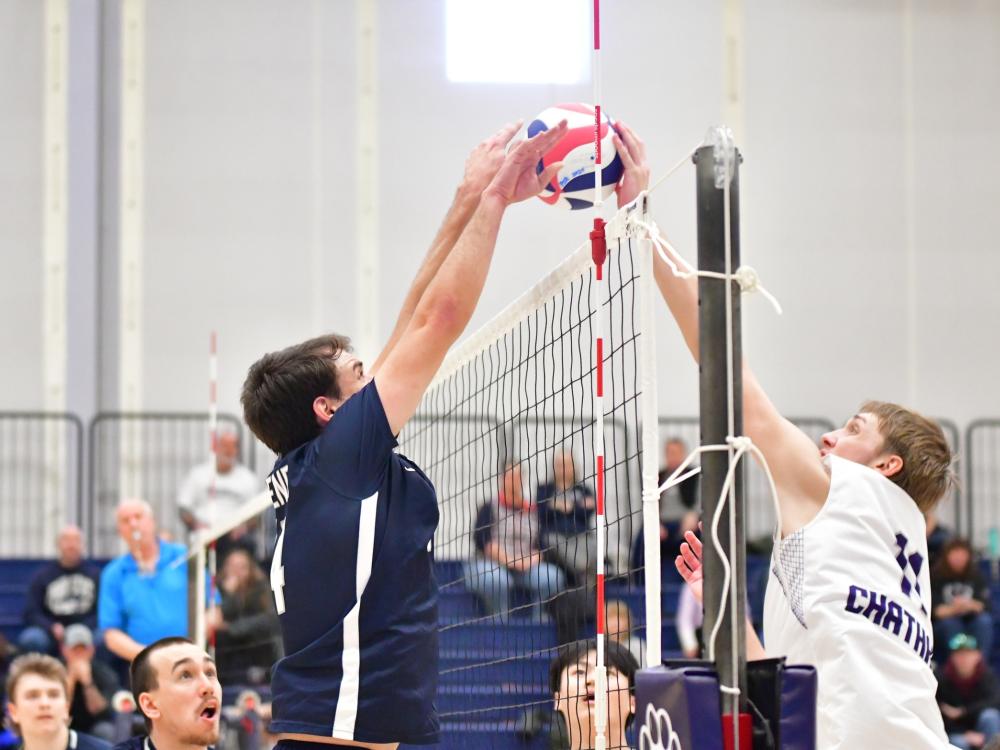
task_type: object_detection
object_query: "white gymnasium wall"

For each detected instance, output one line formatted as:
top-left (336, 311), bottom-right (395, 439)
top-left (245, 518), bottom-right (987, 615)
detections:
top-left (0, 0), bottom-right (997, 433)
top-left (0, 1), bottom-right (44, 409)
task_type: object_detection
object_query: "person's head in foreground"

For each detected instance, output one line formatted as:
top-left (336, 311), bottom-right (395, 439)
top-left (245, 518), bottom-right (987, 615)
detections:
top-left (5, 654), bottom-right (71, 748)
top-left (242, 334), bottom-right (364, 456)
top-left (819, 401), bottom-right (952, 511)
top-left (130, 637), bottom-right (221, 748)
top-left (550, 639), bottom-right (639, 750)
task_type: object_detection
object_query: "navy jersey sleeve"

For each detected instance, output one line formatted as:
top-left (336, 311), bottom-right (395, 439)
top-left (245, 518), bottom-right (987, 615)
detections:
top-left (312, 380), bottom-right (397, 499)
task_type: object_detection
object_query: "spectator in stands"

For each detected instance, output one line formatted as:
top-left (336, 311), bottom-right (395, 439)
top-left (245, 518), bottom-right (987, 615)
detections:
top-left (926, 510), bottom-right (954, 571)
top-left (177, 432), bottom-right (260, 559)
top-left (19, 526), bottom-right (100, 657)
top-left (111, 637), bottom-right (220, 750)
top-left (937, 633), bottom-right (1000, 749)
top-left (604, 599), bottom-right (645, 666)
top-left (932, 538), bottom-right (993, 659)
top-left (465, 462), bottom-right (567, 619)
top-left (4, 653), bottom-right (110, 750)
top-left (676, 580), bottom-right (703, 659)
top-left (631, 437), bottom-right (699, 581)
top-left (549, 639), bottom-right (638, 750)
top-left (536, 450), bottom-right (596, 585)
top-left (59, 626), bottom-right (117, 743)
top-left (98, 501), bottom-right (189, 663)
top-left (207, 549), bottom-right (280, 686)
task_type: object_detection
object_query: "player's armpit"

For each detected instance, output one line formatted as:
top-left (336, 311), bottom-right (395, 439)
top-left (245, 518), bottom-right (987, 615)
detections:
top-left (742, 366), bottom-right (830, 536)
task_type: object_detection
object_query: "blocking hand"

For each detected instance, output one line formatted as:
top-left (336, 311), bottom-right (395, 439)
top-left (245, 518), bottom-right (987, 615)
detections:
top-left (484, 120), bottom-right (569, 205)
top-left (613, 121), bottom-right (650, 208)
top-left (460, 121), bottom-right (525, 198)
top-left (675, 529), bottom-right (704, 605)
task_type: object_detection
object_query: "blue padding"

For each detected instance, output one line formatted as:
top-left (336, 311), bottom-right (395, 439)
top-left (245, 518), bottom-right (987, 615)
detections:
top-left (635, 665), bottom-right (723, 749)
top-left (779, 665), bottom-right (817, 750)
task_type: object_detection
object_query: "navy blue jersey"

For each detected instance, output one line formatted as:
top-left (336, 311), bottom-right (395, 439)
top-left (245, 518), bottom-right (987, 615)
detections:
top-left (265, 380), bottom-right (439, 745)
top-left (112, 737), bottom-right (209, 750)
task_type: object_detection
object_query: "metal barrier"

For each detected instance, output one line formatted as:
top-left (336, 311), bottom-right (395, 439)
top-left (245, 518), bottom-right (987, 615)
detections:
top-left (87, 412), bottom-right (245, 556)
top-left (658, 416), bottom-right (835, 543)
top-left (0, 413), bottom-right (84, 556)
top-left (967, 420), bottom-right (1000, 550)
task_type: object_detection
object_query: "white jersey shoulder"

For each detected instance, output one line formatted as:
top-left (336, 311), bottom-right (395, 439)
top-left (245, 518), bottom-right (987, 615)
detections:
top-left (763, 455), bottom-right (950, 749)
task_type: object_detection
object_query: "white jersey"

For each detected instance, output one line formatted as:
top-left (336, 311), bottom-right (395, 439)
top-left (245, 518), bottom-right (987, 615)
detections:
top-left (763, 455), bottom-right (951, 749)
top-left (176, 460), bottom-right (260, 528)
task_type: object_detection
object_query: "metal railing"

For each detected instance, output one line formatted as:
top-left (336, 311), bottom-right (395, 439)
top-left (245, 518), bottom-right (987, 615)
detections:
top-left (0, 413), bottom-right (84, 555)
top-left (967, 420), bottom-right (1000, 550)
top-left (87, 412), bottom-right (244, 556)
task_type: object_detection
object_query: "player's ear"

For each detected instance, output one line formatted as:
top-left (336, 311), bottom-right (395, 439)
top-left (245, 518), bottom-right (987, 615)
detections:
top-left (313, 396), bottom-right (335, 426)
top-left (874, 453), bottom-right (903, 479)
top-left (138, 692), bottom-right (160, 722)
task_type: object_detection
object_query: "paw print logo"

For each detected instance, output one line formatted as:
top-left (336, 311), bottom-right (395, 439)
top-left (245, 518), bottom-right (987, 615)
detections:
top-left (638, 703), bottom-right (683, 750)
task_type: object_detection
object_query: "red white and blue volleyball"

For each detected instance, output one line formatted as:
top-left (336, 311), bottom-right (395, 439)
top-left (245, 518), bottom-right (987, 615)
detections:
top-left (510, 103), bottom-right (622, 210)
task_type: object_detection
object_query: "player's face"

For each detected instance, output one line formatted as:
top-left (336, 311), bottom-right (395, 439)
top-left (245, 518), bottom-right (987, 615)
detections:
top-left (140, 643), bottom-right (221, 747)
top-left (555, 651), bottom-right (633, 750)
top-left (820, 413), bottom-right (889, 466)
top-left (7, 673), bottom-right (69, 738)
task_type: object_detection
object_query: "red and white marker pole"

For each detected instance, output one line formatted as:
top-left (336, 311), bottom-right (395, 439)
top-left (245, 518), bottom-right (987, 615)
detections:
top-left (207, 331), bottom-right (219, 654)
top-left (589, 2), bottom-right (609, 749)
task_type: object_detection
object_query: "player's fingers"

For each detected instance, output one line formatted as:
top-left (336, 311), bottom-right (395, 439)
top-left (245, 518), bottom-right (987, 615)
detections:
top-left (618, 121), bottom-right (646, 160)
top-left (536, 162), bottom-right (562, 190)
top-left (613, 134), bottom-right (636, 169)
top-left (685, 529), bottom-right (703, 558)
top-left (674, 556), bottom-right (692, 582)
top-left (680, 541), bottom-right (700, 571)
top-left (527, 119), bottom-right (568, 155)
top-left (496, 120), bottom-right (523, 146)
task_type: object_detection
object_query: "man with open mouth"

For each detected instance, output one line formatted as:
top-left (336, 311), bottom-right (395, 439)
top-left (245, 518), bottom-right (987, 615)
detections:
top-left (112, 637), bottom-right (221, 750)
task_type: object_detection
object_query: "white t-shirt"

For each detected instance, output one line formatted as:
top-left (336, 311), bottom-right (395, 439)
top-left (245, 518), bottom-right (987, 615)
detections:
top-left (763, 455), bottom-right (952, 749)
top-left (176, 460), bottom-right (260, 529)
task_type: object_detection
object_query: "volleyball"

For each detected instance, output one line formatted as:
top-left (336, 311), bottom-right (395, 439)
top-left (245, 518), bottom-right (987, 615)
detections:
top-left (510, 103), bottom-right (623, 210)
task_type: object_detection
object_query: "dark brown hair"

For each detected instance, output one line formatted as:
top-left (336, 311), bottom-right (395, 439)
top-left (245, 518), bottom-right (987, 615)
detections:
top-left (932, 537), bottom-right (976, 582)
top-left (859, 400), bottom-right (954, 512)
top-left (130, 636), bottom-right (195, 730)
top-left (242, 334), bottom-right (351, 455)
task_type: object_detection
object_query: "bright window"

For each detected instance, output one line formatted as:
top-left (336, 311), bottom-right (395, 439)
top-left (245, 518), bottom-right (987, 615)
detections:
top-left (445, 0), bottom-right (590, 84)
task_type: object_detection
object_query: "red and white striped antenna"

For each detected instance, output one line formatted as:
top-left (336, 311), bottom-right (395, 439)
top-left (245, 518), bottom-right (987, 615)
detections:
top-left (207, 330), bottom-right (219, 654)
top-left (588, 2), bottom-right (609, 749)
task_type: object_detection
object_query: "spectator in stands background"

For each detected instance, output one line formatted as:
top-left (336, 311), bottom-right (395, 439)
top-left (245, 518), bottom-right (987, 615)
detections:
top-left (632, 437), bottom-right (699, 581)
top-left (536, 450), bottom-right (596, 586)
top-left (937, 633), bottom-right (1000, 750)
top-left (59, 626), bottom-right (118, 743)
top-left (465, 462), bottom-right (567, 620)
top-left (111, 637), bottom-right (220, 750)
top-left (4, 653), bottom-right (110, 750)
top-left (932, 538), bottom-right (993, 659)
top-left (549, 639), bottom-right (637, 750)
top-left (177, 432), bottom-right (260, 559)
top-left (206, 549), bottom-right (280, 687)
top-left (676, 580), bottom-right (703, 659)
top-left (18, 527), bottom-right (100, 657)
top-left (926, 509), bottom-right (954, 571)
top-left (604, 599), bottom-right (645, 666)
top-left (98, 501), bottom-right (189, 663)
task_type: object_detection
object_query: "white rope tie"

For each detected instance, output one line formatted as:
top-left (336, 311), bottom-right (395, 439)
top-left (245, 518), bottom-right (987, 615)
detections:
top-left (630, 217), bottom-right (784, 316)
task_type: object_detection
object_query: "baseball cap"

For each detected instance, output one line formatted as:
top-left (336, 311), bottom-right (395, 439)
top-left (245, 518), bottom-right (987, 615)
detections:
top-left (64, 624), bottom-right (93, 648)
top-left (948, 632), bottom-right (979, 652)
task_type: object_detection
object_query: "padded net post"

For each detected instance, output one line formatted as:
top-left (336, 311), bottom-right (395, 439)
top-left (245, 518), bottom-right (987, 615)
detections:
top-left (695, 131), bottom-right (748, 720)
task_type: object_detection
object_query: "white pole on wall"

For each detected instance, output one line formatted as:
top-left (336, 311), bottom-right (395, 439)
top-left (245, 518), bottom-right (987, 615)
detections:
top-left (43, 0), bottom-right (69, 545)
top-left (356, 0), bottom-right (379, 361)
top-left (119, 0), bottom-right (144, 499)
top-left (722, 0), bottom-right (745, 144)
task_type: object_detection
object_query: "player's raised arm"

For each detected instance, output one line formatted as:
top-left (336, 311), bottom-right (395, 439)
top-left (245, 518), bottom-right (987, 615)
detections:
top-left (615, 125), bottom-right (829, 535)
top-left (375, 120), bottom-right (568, 436)
top-left (369, 122), bottom-right (523, 376)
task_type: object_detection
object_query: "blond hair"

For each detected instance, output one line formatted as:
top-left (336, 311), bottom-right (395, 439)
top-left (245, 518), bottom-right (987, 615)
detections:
top-left (4, 653), bottom-right (68, 736)
top-left (860, 400), bottom-right (954, 512)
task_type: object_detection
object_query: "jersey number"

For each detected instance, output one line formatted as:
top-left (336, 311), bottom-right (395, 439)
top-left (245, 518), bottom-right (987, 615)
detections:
top-left (271, 519), bottom-right (287, 614)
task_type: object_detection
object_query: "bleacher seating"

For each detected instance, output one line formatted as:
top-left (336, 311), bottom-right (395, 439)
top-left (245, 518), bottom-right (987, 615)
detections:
top-left (2, 557), bottom-right (998, 750)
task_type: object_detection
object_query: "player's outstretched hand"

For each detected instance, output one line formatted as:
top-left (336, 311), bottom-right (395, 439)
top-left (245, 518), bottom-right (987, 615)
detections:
top-left (613, 121), bottom-right (650, 208)
top-left (460, 121), bottom-right (524, 200)
top-left (675, 529), bottom-right (704, 605)
top-left (484, 120), bottom-right (569, 205)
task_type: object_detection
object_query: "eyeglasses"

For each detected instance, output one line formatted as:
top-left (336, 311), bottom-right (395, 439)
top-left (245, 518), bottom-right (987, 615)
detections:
top-left (948, 633), bottom-right (979, 652)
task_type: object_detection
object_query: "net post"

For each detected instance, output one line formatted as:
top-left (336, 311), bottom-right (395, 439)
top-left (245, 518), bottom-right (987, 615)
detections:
top-left (637, 196), bottom-right (662, 668)
top-left (695, 129), bottom-right (748, 728)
